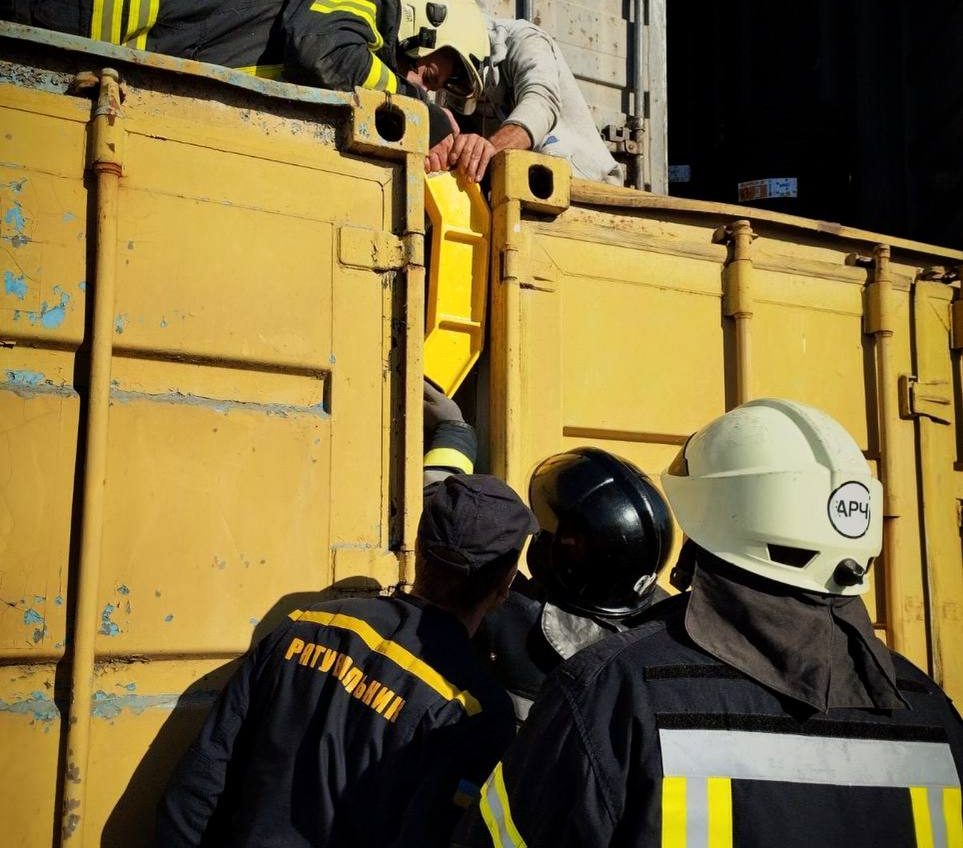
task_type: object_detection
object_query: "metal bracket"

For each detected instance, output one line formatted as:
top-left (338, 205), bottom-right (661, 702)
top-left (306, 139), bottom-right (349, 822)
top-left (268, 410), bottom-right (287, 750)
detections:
top-left (602, 123), bottom-right (639, 155)
top-left (338, 225), bottom-right (407, 270)
top-left (898, 374), bottom-right (952, 424)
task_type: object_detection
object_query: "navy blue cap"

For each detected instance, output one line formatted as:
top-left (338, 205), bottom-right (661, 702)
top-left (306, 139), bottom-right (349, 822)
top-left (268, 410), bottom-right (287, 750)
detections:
top-left (420, 475), bottom-right (539, 574)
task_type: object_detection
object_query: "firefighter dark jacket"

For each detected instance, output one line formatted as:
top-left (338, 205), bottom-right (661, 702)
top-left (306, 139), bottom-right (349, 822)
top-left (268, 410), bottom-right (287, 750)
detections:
top-left (2, 0), bottom-right (454, 144)
top-left (455, 592), bottom-right (963, 848)
top-left (156, 593), bottom-right (515, 847)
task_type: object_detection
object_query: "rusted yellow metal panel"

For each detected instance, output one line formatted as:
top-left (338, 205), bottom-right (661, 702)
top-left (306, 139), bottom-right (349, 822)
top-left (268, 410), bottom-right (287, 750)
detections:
top-left (1, 23), bottom-right (425, 847)
top-left (912, 280), bottom-right (963, 698)
top-left (488, 150), bottom-right (963, 696)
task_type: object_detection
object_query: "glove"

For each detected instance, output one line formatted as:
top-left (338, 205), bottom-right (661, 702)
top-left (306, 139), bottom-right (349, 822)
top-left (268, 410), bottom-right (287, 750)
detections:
top-left (424, 378), bottom-right (464, 436)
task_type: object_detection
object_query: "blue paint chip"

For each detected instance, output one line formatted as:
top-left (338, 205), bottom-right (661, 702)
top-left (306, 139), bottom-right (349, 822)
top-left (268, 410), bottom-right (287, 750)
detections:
top-left (7, 179), bottom-right (26, 193)
top-left (63, 211), bottom-right (77, 223)
top-left (4, 201), bottom-right (25, 231)
top-left (78, 281), bottom-right (87, 291)
top-left (33, 595), bottom-right (45, 604)
top-left (114, 314), bottom-right (127, 334)
top-left (249, 617), bottom-right (260, 626)
top-left (123, 682), bottom-right (137, 692)
top-left (54, 595), bottom-right (64, 606)
top-left (54, 641), bottom-right (65, 649)
top-left (116, 584), bottom-right (130, 596)
top-left (329, 354), bottom-right (337, 365)
top-left (164, 614), bottom-right (174, 623)
top-left (20, 285), bottom-right (70, 330)
top-left (3, 270), bottom-right (27, 300)
top-left (5, 370), bottom-right (44, 388)
top-left (100, 603), bottom-right (120, 636)
top-left (23, 608), bottom-right (43, 625)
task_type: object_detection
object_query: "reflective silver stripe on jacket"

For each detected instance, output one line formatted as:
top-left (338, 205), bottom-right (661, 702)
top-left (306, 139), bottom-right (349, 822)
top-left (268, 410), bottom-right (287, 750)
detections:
top-left (659, 729), bottom-right (960, 787)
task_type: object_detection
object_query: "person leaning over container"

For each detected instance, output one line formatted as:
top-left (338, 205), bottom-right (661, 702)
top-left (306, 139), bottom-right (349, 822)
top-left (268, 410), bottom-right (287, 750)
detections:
top-left (425, 15), bottom-right (622, 185)
top-left (0, 0), bottom-right (489, 149)
top-left (455, 399), bottom-right (963, 848)
top-left (154, 381), bottom-right (536, 847)
top-left (474, 447), bottom-right (674, 725)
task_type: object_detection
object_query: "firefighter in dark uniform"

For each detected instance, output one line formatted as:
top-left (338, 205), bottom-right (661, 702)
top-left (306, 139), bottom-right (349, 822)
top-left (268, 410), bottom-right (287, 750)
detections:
top-left (0, 0), bottom-right (489, 146)
top-left (475, 448), bottom-right (675, 724)
top-left (155, 381), bottom-right (537, 847)
top-left (457, 398), bottom-right (963, 848)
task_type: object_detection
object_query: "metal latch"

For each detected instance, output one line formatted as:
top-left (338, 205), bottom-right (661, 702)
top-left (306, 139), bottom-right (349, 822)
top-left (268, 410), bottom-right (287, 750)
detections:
top-left (898, 375), bottom-right (952, 424)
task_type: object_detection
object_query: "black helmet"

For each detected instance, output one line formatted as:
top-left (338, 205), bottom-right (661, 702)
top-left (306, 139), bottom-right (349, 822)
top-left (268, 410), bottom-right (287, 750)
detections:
top-left (527, 448), bottom-right (674, 619)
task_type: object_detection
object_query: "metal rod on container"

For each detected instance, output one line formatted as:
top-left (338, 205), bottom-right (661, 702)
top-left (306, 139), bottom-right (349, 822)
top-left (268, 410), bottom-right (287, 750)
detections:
top-left (61, 68), bottom-right (123, 845)
top-left (864, 244), bottom-right (908, 653)
top-left (632, 0), bottom-right (646, 189)
top-left (716, 220), bottom-right (756, 406)
top-left (519, 0), bottom-right (534, 21)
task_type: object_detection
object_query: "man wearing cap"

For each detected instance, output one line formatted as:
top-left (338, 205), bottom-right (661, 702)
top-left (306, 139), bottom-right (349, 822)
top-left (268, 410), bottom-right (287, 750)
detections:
top-left (457, 399), bottom-right (962, 848)
top-left (156, 382), bottom-right (534, 847)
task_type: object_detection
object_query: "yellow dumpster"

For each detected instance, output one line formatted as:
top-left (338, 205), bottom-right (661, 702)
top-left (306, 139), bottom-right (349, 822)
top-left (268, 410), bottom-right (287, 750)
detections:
top-left (0, 22), bottom-right (424, 846)
top-left (480, 150), bottom-right (963, 707)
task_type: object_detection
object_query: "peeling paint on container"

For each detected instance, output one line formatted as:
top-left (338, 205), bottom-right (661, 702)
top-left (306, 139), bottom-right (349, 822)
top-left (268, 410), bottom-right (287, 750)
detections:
top-left (14, 285), bottom-right (70, 329)
top-left (3, 270), bottom-right (27, 300)
top-left (5, 370), bottom-right (44, 388)
top-left (109, 387), bottom-right (329, 419)
top-left (0, 691), bottom-right (59, 727)
top-left (100, 603), bottom-right (120, 636)
top-left (22, 608), bottom-right (43, 626)
top-left (114, 313), bottom-right (127, 334)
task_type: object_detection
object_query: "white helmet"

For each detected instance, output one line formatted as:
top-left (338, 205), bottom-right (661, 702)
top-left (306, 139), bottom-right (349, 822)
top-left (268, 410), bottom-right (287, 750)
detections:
top-left (661, 398), bottom-right (883, 595)
top-left (398, 1), bottom-right (489, 103)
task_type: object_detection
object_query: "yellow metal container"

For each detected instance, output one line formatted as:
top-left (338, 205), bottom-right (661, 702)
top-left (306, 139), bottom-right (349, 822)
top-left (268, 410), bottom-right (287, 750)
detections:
top-left (3, 22), bottom-right (963, 848)
top-left (0, 23), bottom-right (425, 846)
top-left (483, 150), bottom-right (963, 704)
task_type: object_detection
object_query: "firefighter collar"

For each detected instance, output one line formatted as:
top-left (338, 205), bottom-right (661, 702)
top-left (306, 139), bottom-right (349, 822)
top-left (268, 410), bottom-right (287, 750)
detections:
top-left (540, 602), bottom-right (615, 660)
top-left (684, 560), bottom-right (907, 713)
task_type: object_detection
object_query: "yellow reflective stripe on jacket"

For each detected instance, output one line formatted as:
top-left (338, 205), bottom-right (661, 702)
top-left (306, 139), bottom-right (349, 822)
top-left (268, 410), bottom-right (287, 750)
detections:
top-left (480, 762), bottom-right (527, 848)
top-left (236, 64), bottom-right (285, 80)
top-left (911, 785), bottom-right (963, 848)
top-left (424, 447), bottom-right (474, 474)
top-left (361, 55), bottom-right (398, 93)
top-left (287, 609), bottom-right (481, 715)
top-left (91, 0), bottom-right (124, 43)
top-left (945, 787), bottom-right (963, 848)
top-left (309, 0), bottom-right (384, 50)
top-left (123, 0), bottom-right (160, 49)
top-left (661, 776), bottom-right (733, 848)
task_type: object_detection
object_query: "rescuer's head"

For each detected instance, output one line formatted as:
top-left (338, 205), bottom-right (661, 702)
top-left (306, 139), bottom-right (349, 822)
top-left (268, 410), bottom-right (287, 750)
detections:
top-left (398, 0), bottom-right (489, 109)
top-left (661, 398), bottom-right (883, 595)
top-left (415, 474), bottom-right (538, 618)
top-left (526, 448), bottom-right (675, 620)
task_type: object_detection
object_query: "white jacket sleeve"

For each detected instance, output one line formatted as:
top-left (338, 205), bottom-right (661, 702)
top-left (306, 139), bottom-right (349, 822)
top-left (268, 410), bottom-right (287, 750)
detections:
top-left (500, 28), bottom-right (561, 147)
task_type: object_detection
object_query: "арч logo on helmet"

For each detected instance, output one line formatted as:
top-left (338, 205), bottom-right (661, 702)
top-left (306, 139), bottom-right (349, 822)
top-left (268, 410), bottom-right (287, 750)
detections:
top-left (827, 481), bottom-right (871, 539)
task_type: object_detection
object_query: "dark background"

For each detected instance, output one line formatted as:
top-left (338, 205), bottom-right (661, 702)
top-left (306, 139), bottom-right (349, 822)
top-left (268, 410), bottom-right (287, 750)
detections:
top-left (666, 0), bottom-right (963, 248)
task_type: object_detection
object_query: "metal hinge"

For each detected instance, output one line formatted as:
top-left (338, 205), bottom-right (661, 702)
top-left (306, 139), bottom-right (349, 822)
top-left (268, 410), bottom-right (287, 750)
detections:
top-left (898, 374), bottom-right (952, 424)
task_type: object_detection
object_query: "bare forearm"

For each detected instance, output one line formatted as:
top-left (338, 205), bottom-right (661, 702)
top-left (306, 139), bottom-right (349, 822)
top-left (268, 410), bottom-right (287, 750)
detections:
top-left (489, 122), bottom-right (533, 153)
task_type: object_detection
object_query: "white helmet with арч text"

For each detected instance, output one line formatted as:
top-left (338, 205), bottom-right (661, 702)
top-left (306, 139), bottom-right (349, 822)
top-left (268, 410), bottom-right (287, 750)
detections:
top-left (661, 398), bottom-right (883, 595)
